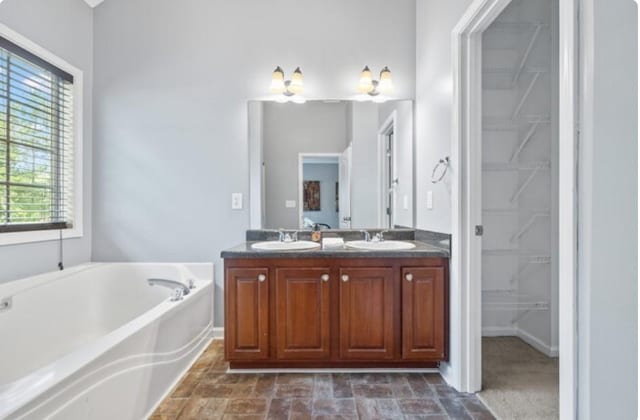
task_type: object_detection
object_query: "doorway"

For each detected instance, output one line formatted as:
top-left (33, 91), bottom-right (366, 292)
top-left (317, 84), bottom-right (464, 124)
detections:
top-left (298, 153), bottom-right (350, 230)
top-left (379, 112), bottom-right (397, 229)
top-left (452, 0), bottom-right (578, 418)
top-left (478, 0), bottom-right (559, 417)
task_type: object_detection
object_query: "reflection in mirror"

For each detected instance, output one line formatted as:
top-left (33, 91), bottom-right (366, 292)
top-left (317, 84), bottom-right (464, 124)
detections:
top-left (248, 100), bottom-right (414, 230)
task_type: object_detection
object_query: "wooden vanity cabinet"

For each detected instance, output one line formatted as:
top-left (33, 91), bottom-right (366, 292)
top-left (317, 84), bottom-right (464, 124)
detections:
top-left (224, 257), bottom-right (448, 368)
top-left (224, 267), bottom-right (270, 360)
top-left (339, 267), bottom-right (395, 360)
top-left (275, 267), bottom-right (331, 360)
top-left (401, 267), bottom-right (446, 360)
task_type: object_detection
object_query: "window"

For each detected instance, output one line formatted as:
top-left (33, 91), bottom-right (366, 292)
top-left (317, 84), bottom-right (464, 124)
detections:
top-left (0, 36), bottom-right (74, 233)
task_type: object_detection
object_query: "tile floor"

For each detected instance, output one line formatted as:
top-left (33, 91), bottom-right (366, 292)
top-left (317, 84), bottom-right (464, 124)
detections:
top-left (151, 340), bottom-right (495, 420)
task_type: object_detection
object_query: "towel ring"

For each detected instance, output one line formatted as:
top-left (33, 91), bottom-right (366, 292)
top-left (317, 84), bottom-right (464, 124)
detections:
top-left (431, 157), bottom-right (450, 184)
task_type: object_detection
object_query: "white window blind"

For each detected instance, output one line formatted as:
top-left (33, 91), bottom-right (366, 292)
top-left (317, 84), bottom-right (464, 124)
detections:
top-left (0, 37), bottom-right (74, 233)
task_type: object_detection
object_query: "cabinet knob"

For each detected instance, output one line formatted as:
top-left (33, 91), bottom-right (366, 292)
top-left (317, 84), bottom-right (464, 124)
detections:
top-left (405, 273), bottom-right (413, 282)
top-left (257, 274), bottom-right (266, 282)
top-left (321, 274), bottom-right (330, 282)
top-left (341, 274), bottom-right (349, 282)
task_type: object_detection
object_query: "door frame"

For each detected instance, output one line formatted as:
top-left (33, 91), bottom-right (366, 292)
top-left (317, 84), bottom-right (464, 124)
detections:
top-left (451, 1), bottom-right (578, 419)
top-left (297, 153), bottom-right (341, 229)
top-left (378, 111), bottom-right (398, 228)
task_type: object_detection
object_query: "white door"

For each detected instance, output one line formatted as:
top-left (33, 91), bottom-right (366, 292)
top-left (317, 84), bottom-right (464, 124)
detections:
top-left (338, 145), bottom-right (352, 229)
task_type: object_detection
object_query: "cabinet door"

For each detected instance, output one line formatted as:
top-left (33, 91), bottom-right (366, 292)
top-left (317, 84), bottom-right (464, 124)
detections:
top-left (401, 267), bottom-right (446, 360)
top-left (225, 268), bottom-right (269, 360)
top-left (275, 268), bottom-right (331, 360)
top-left (339, 267), bottom-right (394, 360)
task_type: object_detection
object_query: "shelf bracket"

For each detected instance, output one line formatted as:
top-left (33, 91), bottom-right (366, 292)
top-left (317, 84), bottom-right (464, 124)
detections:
top-left (510, 122), bottom-right (540, 163)
top-left (512, 24), bottom-right (543, 87)
top-left (512, 72), bottom-right (541, 120)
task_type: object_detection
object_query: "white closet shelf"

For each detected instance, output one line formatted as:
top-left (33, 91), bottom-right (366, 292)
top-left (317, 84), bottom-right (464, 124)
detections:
top-left (482, 288), bottom-right (518, 295)
top-left (483, 301), bottom-right (549, 311)
top-left (510, 212), bottom-right (550, 243)
top-left (489, 21), bottom-right (549, 29)
top-left (483, 66), bottom-right (547, 74)
top-left (483, 115), bottom-right (550, 131)
top-left (483, 207), bottom-right (550, 214)
top-left (483, 249), bottom-right (552, 257)
top-left (510, 255), bottom-right (552, 283)
top-left (483, 161), bottom-right (550, 171)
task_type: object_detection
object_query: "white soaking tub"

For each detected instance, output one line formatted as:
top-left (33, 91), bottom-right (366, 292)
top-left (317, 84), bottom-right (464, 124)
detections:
top-left (0, 263), bottom-right (214, 420)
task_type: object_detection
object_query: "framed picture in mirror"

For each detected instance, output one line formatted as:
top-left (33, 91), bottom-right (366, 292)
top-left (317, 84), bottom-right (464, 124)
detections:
top-left (303, 181), bottom-right (321, 211)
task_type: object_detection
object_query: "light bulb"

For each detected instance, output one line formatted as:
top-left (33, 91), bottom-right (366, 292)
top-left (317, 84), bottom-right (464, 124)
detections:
top-left (378, 66), bottom-right (393, 94)
top-left (289, 67), bottom-right (304, 95)
top-left (270, 66), bottom-right (285, 94)
top-left (358, 66), bottom-right (374, 93)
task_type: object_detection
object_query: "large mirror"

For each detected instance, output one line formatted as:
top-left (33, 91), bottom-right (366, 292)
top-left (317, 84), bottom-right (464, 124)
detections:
top-left (248, 100), bottom-right (414, 230)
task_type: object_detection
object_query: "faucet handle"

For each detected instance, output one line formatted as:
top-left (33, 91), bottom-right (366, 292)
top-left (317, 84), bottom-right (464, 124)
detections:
top-left (187, 279), bottom-right (195, 289)
top-left (376, 230), bottom-right (389, 242)
top-left (170, 288), bottom-right (184, 302)
top-left (360, 230), bottom-right (371, 242)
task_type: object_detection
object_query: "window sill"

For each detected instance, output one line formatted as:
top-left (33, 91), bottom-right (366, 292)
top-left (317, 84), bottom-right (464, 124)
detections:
top-left (0, 226), bottom-right (83, 246)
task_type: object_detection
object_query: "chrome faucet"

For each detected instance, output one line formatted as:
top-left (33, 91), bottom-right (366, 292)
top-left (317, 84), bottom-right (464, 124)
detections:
top-left (360, 230), bottom-right (371, 242)
top-left (278, 229), bottom-right (298, 242)
top-left (373, 230), bottom-right (389, 242)
top-left (147, 278), bottom-right (194, 301)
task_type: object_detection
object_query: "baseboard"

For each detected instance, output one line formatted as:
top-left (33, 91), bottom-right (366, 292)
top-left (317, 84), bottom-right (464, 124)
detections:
top-left (516, 328), bottom-right (558, 358)
top-left (212, 327), bottom-right (224, 339)
top-left (482, 326), bottom-right (517, 336)
top-left (482, 326), bottom-right (558, 358)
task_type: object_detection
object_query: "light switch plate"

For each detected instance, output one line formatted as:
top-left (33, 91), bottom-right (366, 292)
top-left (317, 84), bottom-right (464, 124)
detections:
top-left (403, 195), bottom-right (409, 210)
top-left (231, 193), bottom-right (243, 210)
top-left (285, 200), bottom-right (296, 208)
top-left (427, 191), bottom-right (433, 210)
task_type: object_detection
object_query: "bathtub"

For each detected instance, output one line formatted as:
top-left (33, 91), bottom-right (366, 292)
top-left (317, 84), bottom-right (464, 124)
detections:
top-left (0, 263), bottom-right (214, 420)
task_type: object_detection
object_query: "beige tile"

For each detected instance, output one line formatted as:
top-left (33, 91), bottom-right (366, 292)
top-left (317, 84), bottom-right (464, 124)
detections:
top-left (178, 397), bottom-right (227, 420)
top-left (224, 398), bottom-right (268, 415)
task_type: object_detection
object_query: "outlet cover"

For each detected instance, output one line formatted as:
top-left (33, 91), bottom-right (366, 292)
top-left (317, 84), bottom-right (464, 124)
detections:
top-left (231, 193), bottom-right (243, 210)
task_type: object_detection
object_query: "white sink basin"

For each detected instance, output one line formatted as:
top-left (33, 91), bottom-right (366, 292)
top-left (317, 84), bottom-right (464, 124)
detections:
top-left (345, 240), bottom-right (416, 251)
top-left (251, 240), bottom-right (320, 251)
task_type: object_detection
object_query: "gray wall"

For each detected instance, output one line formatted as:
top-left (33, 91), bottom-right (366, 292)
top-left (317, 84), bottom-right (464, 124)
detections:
top-left (302, 163), bottom-right (339, 229)
top-left (263, 102), bottom-right (347, 229)
top-left (0, 0), bottom-right (93, 282)
top-left (378, 100), bottom-right (414, 228)
top-left (578, 0), bottom-right (638, 417)
top-left (349, 101), bottom-right (380, 228)
top-left (415, 0), bottom-right (473, 233)
top-left (92, 0), bottom-right (416, 326)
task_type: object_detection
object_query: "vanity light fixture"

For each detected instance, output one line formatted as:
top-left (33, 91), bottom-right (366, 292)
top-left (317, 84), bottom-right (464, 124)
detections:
top-left (357, 65), bottom-right (393, 96)
top-left (270, 66), bottom-right (305, 100)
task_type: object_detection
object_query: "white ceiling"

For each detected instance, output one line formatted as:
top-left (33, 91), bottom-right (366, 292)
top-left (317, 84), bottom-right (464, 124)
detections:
top-left (83, 0), bottom-right (105, 7)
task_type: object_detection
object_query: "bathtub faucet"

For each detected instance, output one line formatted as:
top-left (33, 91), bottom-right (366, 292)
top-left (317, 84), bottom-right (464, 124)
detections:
top-left (147, 278), bottom-right (194, 301)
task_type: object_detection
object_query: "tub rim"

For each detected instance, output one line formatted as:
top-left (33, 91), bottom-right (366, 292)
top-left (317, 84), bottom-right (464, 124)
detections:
top-left (0, 262), bottom-right (213, 419)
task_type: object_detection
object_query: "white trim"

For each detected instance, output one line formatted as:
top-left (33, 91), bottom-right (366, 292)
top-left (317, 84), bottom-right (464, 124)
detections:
top-left (481, 327), bottom-right (559, 358)
top-left (248, 102), bottom-right (264, 229)
top-left (452, 3), bottom-right (578, 417)
top-left (297, 153), bottom-right (341, 229)
top-left (558, 0), bottom-right (579, 418)
top-left (0, 24), bottom-right (84, 247)
top-left (517, 328), bottom-right (559, 358)
top-left (450, 0), bottom-right (512, 393)
top-left (377, 111), bottom-right (397, 228)
top-left (212, 327), bottom-right (225, 340)
top-left (228, 368), bottom-right (441, 374)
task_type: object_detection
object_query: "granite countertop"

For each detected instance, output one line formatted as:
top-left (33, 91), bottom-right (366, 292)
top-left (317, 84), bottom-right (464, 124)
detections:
top-left (221, 238), bottom-right (450, 259)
